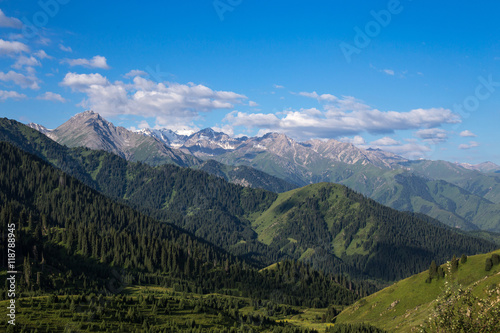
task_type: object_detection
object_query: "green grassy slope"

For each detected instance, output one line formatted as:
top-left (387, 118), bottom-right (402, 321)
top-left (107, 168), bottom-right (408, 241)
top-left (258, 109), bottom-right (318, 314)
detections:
top-left (336, 249), bottom-right (500, 332)
top-left (401, 159), bottom-right (500, 204)
top-left (250, 182), bottom-right (497, 282)
top-left (0, 284), bottom-right (338, 333)
top-left (196, 159), bottom-right (298, 193)
top-left (214, 138), bottom-right (500, 232)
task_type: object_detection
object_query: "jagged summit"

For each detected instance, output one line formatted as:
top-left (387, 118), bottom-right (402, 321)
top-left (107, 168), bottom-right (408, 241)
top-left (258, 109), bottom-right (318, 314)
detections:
top-left (32, 111), bottom-right (199, 167)
top-left (27, 123), bottom-right (51, 135)
top-left (458, 161), bottom-right (500, 173)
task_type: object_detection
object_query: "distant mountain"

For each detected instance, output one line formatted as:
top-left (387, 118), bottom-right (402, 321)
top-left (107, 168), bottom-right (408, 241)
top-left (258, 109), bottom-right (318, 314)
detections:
top-left (182, 128), bottom-right (248, 158)
top-left (1, 118), bottom-right (496, 284)
top-left (26, 111), bottom-right (500, 232)
top-left (0, 140), bottom-right (364, 316)
top-left (27, 122), bottom-right (51, 134)
top-left (400, 159), bottom-right (500, 204)
top-left (458, 161), bottom-right (500, 173)
top-left (38, 110), bottom-right (200, 167)
top-left (27, 112), bottom-right (293, 193)
top-left (196, 159), bottom-right (297, 193)
top-left (135, 127), bottom-right (188, 148)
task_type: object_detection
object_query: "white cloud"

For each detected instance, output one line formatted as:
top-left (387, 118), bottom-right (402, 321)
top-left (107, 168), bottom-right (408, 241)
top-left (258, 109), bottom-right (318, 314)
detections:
top-left (374, 142), bottom-right (431, 159)
top-left (62, 55), bottom-right (110, 69)
top-left (124, 70), bottom-right (148, 78)
top-left (225, 111), bottom-right (281, 128)
top-left (60, 73), bottom-right (247, 128)
top-left (37, 92), bottom-right (67, 103)
top-left (60, 72), bottom-right (109, 90)
top-left (340, 135), bottom-right (366, 145)
top-left (224, 94), bottom-right (460, 140)
top-left (249, 101), bottom-right (259, 107)
top-left (458, 141), bottom-right (480, 150)
top-left (36, 36), bottom-right (51, 46)
top-left (0, 70), bottom-right (40, 89)
top-left (415, 128), bottom-right (448, 144)
top-left (274, 84), bottom-right (284, 89)
top-left (460, 130), bottom-right (477, 137)
top-left (0, 90), bottom-right (26, 101)
top-left (0, 10), bottom-right (23, 29)
top-left (298, 91), bottom-right (337, 102)
top-left (0, 39), bottom-right (29, 55)
top-left (370, 137), bottom-right (401, 146)
top-left (12, 56), bottom-right (41, 69)
top-left (34, 50), bottom-right (51, 59)
top-left (59, 44), bottom-right (72, 52)
top-left (383, 69), bottom-right (395, 76)
top-left (212, 124), bottom-right (235, 136)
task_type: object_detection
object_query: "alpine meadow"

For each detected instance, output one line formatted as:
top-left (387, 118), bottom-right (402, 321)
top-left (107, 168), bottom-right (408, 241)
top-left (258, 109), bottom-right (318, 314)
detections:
top-left (1, 1), bottom-right (500, 332)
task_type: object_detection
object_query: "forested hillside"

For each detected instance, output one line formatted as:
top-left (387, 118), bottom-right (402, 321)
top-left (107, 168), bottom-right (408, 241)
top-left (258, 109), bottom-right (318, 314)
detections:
top-left (0, 118), bottom-right (497, 284)
top-left (0, 141), bottom-right (364, 305)
top-left (253, 183), bottom-right (497, 281)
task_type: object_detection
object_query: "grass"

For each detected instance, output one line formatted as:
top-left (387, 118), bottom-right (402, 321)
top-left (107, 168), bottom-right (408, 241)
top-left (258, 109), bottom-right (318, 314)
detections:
top-left (0, 285), bottom-right (335, 332)
top-left (335, 249), bottom-right (500, 332)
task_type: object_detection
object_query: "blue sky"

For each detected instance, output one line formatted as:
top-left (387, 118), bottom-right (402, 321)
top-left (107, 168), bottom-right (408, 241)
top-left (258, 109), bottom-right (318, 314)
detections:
top-left (0, 0), bottom-right (499, 164)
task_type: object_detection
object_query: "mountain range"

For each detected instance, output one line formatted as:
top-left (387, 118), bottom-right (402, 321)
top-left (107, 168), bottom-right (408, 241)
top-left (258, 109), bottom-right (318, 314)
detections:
top-left (2, 115), bottom-right (499, 332)
top-left (29, 111), bottom-right (500, 232)
top-left (2, 117), bottom-right (498, 284)
top-left (26, 111), bottom-right (500, 233)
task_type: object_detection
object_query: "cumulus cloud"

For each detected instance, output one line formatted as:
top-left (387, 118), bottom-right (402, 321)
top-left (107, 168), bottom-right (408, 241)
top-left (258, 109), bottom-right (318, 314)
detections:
top-left (37, 92), bottom-right (67, 103)
top-left (0, 39), bottom-right (29, 55)
top-left (340, 134), bottom-right (431, 159)
top-left (62, 55), bottom-right (110, 69)
top-left (124, 70), bottom-right (148, 78)
top-left (373, 142), bottom-right (431, 159)
top-left (60, 73), bottom-right (247, 128)
top-left (249, 101), bottom-right (259, 107)
top-left (0, 10), bottom-right (23, 29)
top-left (0, 90), bottom-right (26, 101)
top-left (415, 128), bottom-right (448, 144)
top-left (340, 135), bottom-right (366, 145)
top-left (459, 141), bottom-right (480, 150)
top-left (60, 72), bottom-right (108, 89)
top-left (298, 91), bottom-right (337, 102)
top-left (0, 70), bottom-right (40, 89)
top-left (224, 94), bottom-right (459, 140)
top-left (370, 137), bottom-right (401, 146)
top-left (34, 50), bottom-right (51, 59)
top-left (460, 130), bottom-right (477, 137)
top-left (12, 55), bottom-right (41, 69)
top-left (212, 124), bottom-right (235, 136)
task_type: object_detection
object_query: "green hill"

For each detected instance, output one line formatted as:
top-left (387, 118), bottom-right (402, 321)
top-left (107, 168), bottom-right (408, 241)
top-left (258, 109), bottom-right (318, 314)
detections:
top-left (252, 182), bottom-right (497, 282)
top-left (0, 118), bottom-right (497, 284)
top-left (336, 249), bottom-right (500, 332)
top-left (0, 141), bottom-right (360, 307)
